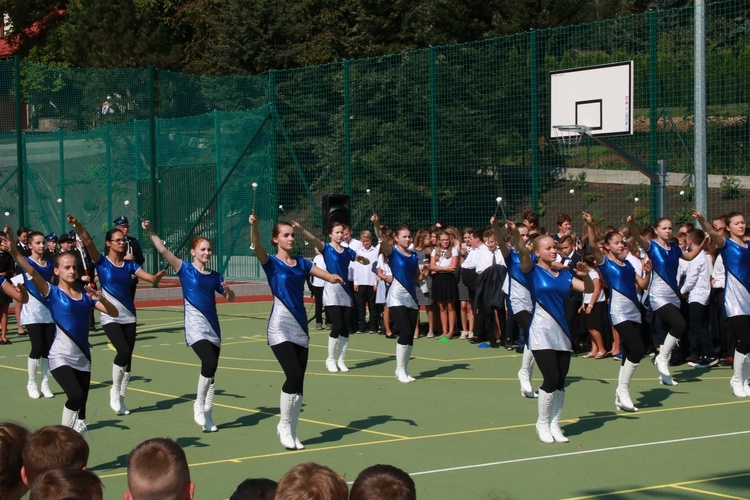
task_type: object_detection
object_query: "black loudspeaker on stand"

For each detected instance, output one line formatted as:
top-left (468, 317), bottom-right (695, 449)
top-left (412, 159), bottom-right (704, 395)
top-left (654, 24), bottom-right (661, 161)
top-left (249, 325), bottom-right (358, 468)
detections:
top-left (322, 194), bottom-right (350, 232)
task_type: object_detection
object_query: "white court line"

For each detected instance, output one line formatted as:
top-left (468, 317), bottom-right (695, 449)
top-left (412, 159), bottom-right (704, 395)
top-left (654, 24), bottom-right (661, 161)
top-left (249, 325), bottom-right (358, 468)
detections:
top-left (406, 430), bottom-right (750, 478)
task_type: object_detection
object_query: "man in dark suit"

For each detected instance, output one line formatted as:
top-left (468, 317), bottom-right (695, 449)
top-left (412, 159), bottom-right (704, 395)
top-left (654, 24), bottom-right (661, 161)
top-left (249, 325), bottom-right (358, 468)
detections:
top-left (114, 216), bottom-right (145, 301)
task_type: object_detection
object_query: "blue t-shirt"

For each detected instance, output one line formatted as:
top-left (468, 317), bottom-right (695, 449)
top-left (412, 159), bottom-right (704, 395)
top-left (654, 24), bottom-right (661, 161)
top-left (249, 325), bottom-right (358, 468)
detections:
top-left (95, 254), bottom-right (141, 315)
top-left (41, 285), bottom-right (96, 361)
top-left (262, 255), bottom-right (313, 333)
top-left (177, 261), bottom-right (226, 338)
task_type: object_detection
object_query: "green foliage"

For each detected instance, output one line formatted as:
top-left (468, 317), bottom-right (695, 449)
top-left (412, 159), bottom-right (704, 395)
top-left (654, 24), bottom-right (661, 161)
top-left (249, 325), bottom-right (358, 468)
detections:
top-left (720, 175), bottom-right (744, 200)
top-left (633, 205), bottom-right (650, 227)
top-left (628, 183), bottom-right (649, 203)
top-left (672, 207), bottom-right (694, 224)
top-left (572, 171), bottom-right (588, 190)
top-left (583, 192), bottom-right (602, 204)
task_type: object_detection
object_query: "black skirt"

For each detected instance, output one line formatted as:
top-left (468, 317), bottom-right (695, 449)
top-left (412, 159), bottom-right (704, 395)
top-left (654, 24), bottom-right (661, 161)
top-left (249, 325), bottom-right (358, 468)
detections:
top-left (431, 272), bottom-right (458, 302)
top-left (585, 301), bottom-right (609, 332)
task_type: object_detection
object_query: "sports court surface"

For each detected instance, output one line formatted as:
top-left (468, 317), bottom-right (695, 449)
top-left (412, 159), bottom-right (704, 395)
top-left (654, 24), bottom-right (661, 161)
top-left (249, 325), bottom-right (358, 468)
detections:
top-left (2, 301), bottom-right (748, 499)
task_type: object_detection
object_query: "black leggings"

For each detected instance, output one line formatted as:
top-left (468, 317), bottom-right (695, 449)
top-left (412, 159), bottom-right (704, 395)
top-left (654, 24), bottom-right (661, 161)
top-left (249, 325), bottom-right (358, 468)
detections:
top-left (52, 365), bottom-right (91, 419)
top-left (270, 342), bottom-right (309, 394)
top-left (104, 322), bottom-right (137, 371)
top-left (191, 340), bottom-right (221, 378)
top-left (512, 310), bottom-right (532, 336)
top-left (613, 320), bottom-right (645, 364)
top-left (654, 303), bottom-right (687, 340)
top-left (531, 349), bottom-right (571, 393)
top-left (27, 323), bottom-right (55, 359)
top-left (390, 306), bottom-right (418, 346)
top-left (326, 305), bottom-right (351, 339)
top-left (728, 315), bottom-right (750, 355)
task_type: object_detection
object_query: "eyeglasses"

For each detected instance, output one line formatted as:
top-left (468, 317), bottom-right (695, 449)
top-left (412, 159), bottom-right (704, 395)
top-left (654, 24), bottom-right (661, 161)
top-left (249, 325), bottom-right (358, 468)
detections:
top-left (111, 238), bottom-right (127, 243)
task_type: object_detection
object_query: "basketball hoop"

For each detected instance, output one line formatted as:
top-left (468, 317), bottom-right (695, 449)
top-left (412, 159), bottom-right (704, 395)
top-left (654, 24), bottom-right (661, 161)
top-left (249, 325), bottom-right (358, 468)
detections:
top-left (552, 125), bottom-right (588, 156)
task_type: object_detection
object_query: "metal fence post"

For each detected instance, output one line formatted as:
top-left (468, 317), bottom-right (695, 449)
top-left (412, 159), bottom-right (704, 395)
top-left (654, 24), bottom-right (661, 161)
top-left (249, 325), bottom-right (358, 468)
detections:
top-left (148, 65), bottom-right (159, 272)
top-left (530, 30), bottom-right (539, 212)
top-left (344, 60), bottom-right (352, 198)
top-left (649, 10), bottom-right (659, 224)
top-left (429, 46), bottom-right (438, 223)
top-left (214, 109), bottom-right (223, 273)
top-left (59, 128), bottom-right (65, 230)
top-left (14, 55), bottom-right (25, 226)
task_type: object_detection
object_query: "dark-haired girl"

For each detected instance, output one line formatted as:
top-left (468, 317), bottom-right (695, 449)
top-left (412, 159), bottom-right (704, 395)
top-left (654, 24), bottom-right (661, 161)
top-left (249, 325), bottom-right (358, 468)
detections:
top-left (142, 220), bottom-right (234, 432)
top-left (515, 223), bottom-right (594, 443)
top-left (584, 213), bottom-right (652, 411)
top-left (250, 214), bottom-right (345, 449)
top-left (372, 215), bottom-right (429, 383)
top-left (629, 216), bottom-right (702, 386)
top-left (68, 214), bottom-right (165, 416)
top-left (3, 228), bottom-right (118, 433)
top-left (294, 220), bottom-right (369, 373)
top-left (18, 231), bottom-right (56, 400)
top-left (694, 210), bottom-right (750, 397)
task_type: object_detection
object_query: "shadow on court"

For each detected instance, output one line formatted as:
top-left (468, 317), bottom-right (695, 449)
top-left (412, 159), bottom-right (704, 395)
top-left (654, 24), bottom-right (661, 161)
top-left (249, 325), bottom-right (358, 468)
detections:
top-left (303, 414), bottom-right (417, 445)
top-left (351, 355), bottom-right (393, 370)
top-left (562, 411), bottom-right (637, 437)
top-left (417, 363), bottom-right (470, 379)
top-left (218, 405), bottom-right (277, 430)
top-left (134, 393), bottom-right (194, 413)
top-left (637, 387), bottom-right (681, 409)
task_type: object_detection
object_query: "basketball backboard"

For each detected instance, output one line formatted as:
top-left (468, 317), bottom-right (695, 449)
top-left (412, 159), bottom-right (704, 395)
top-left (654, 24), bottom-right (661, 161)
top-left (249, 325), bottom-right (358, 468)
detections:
top-left (550, 61), bottom-right (633, 138)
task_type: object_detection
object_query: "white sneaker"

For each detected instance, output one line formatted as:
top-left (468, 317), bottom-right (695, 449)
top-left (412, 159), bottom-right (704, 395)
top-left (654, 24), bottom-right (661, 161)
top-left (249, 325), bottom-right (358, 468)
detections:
top-left (459, 331), bottom-right (468, 340)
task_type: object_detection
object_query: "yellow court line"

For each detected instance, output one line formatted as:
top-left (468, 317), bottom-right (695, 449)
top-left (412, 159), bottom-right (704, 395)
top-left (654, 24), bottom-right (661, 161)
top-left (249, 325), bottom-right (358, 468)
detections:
top-left (564, 471), bottom-right (750, 499)
top-left (672, 484), bottom-right (747, 499)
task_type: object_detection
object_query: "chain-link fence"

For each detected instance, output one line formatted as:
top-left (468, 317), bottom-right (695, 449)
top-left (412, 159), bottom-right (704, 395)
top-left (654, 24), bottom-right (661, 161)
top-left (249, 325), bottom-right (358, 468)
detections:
top-left (1, 1), bottom-right (748, 279)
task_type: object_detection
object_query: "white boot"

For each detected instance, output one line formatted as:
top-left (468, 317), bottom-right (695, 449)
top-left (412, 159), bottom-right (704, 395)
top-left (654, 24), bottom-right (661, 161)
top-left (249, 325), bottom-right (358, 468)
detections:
top-left (518, 348), bottom-right (537, 398)
top-left (404, 345), bottom-right (416, 382)
top-left (120, 371), bottom-right (131, 415)
top-left (616, 360), bottom-right (640, 412)
top-left (730, 350), bottom-right (749, 398)
top-left (194, 375), bottom-right (211, 427)
top-left (337, 336), bottom-right (350, 372)
top-left (110, 364), bottom-right (125, 414)
top-left (74, 418), bottom-right (89, 437)
top-left (550, 390), bottom-right (569, 443)
top-left (326, 337), bottom-right (339, 372)
top-left (655, 334), bottom-right (679, 386)
top-left (277, 391), bottom-right (297, 449)
top-left (395, 344), bottom-right (412, 383)
top-left (742, 353), bottom-right (750, 396)
top-left (62, 406), bottom-right (78, 429)
top-left (40, 358), bottom-right (54, 398)
top-left (290, 393), bottom-right (304, 449)
top-left (27, 358), bottom-right (40, 399)
top-left (535, 389), bottom-right (555, 444)
top-left (203, 382), bottom-right (218, 432)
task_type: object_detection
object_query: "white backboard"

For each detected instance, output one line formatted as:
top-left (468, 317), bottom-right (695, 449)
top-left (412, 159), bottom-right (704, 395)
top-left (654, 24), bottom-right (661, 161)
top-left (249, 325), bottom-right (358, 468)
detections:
top-left (550, 61), bottom-right (633, 138)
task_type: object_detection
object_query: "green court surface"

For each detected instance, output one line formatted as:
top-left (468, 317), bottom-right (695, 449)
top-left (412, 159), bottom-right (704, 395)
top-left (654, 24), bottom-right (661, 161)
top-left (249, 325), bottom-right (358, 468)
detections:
top-left (1, 302), bottom-right (749, 499)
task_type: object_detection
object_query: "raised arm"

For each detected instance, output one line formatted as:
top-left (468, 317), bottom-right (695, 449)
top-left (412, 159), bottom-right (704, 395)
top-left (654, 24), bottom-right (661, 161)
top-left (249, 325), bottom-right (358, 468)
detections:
top-left (371, 214), bottom-right (391, 257)
top-left (134, 268), bottom-right (166, 285)
top-left (221, 282), bottom-right (235, 302)
top-left (67, 213), bottom-right (100, 262)
top-left (582, 212), bottom-right (604, 265)
top-left (693, 209), bottom-right (725, 249)
top-left (628, 215), bottom-right (650, 252)
top-left (571, 261), bottom-right (595, 294)
top-left (1, 229), bottom-right (50, 296)
top-left (310, 266), bottom-right (346, 285)
top-left (141, 220), bottom-right (182, 272)
top-left (2, 279), bottom-right (28, 303)
top-left (291, 221), bottom-right (324, 251)
top-left (491, 216), bottom-right (510, 259)
top-left (249, 214), bottom-right (269, 265)
top-left (635, 259), bottom-right (652, 290)
top-left (507, 221), bottom-right (532, 272)
top-left (87, 284), bottom-right (119, 316)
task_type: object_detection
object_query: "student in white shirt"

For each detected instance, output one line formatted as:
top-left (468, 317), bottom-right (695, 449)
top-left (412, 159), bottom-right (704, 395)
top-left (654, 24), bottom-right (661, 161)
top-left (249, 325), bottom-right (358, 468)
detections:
top-left (353, 231), bottom-right (380, 333)
top-left (680, 229), bottom-right (715, 366)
